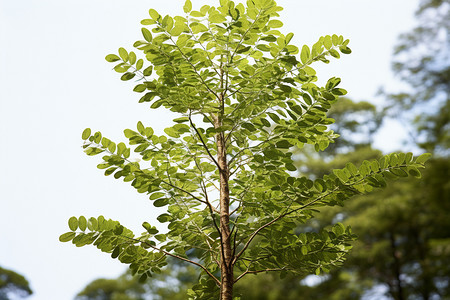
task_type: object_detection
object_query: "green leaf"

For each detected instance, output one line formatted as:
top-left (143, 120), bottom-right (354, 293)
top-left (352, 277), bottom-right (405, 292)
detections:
top-left (136, 59), bottom-right (144, 70)
top-left (333, 169), bottom-right (349, 183)
top-left (124, 129), bottom-right (138, 138)
top-left (133, 84), bottom-right (146, 93)
top-left (82, 128), bottom-right (91, 140)
top-left (345, 162), bottom-right (358, 176)
top-left (121, 72), bottom-right (136, 81)
top-left (236, 45), bottom-right (251, 54)
top-left (300, 45), bottom-right (310, 64)
top-left (150, 192), bottom-right (165, 200)
top-left (390, 168), bottom-right (408, 177)
top-left (331, 88), bottom-right (347, 95)
top-left (68, 217), bottom-right (78, 231)
top-left (142, 222), bottom-right (153, 233)
top-left (302, 93), bottom-right (312, 105)
top-left (268, 20), bottom-right (283, 28)
top-left (137, 121), bottom-right (145, 134)
top-left (139, 273), bottom-right (148, 283)
top-left (105, 54), bottom-right (120, 62)
top-left (209, 13), bottom-right (226, 23)
top-left (323, 35), bottom-right (332, 49)
top-left (157, 214), bottom-right (170, 223)
top-left (142, 222), bottom-right (158, 235)
top-left (405, 152), bottom-right (413, 163)
top-left (155, 234), bottom-right (166, 242)
top-left (88, 217), bottom-right (98, 231)
top-left (164, 127), bottom-right (180, 138)
top-left (328, 49), bottom-right (340, 59)
top-left (141, 19), bottom-right (154, 26)
top-left (285, 163), bottom-right (297, 171)
top-left (111, 246), bottom-right (121, 259)
top-left (118, 47), bottom-right (128, 62)
top-left (128, 52), bottom-right (136, 65)
top-left (183, 0), bottom-right (192, 13)
top-left (339, 46), bottom-right (352, 54)
top-left (407, 166), bottom-right (422, 178)
top-left (285, 32), bottom-right (294, 44)
top-left (78, 216), bottom-right (87, 231)
top-left (149, 9), bottom-right (160, 20)
top-left (59, 232), bottom-right (76, 242)
top-left (241, 123), bottom-right (256, 131)
top-left (171, 23), bottom-right (185, 36)
top-left (276, 140), bottom-right (292, 149)
top-left (173, 117), bottom-right (189, 123)
top-left (154, 198), bottom-right (169, 207)
top-left (415, 153), bottom-right (431, 164)
top-left (331, 34), bottom-right (339, 45)
top-left (143, 66), bottom-right (153, 76)
top-left (141, 28), bottom-right (152, 42)
top-left (114, 225), bottom-right (124, 235)
top-left (301, 245), bottom-right (308, 255)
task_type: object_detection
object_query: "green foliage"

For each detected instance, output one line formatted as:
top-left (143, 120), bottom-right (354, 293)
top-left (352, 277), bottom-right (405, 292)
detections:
top-left (62, 0), bottom-right (427, 298)
top-left (0, 266), bottom-right (33, 299)
top-left (314, 157), bottom-right (450, 299)
top-left (75, 273), bottom-right (146, 300)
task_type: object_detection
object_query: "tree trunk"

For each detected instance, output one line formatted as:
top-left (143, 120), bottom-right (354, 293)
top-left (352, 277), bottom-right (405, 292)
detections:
top-left (216, 115), bottom-right (233, 300)
top-left (413, 228), bottom-right (431, 300)
top-left (389, 232), bottom-right (405, 300)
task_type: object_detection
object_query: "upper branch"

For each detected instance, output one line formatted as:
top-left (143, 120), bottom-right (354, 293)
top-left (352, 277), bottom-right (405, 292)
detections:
top-left (189, 111), bottom-right (221, 170)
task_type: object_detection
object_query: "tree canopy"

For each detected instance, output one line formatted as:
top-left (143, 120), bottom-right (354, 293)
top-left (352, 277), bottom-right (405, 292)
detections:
top-left (0, 266), bottom-right (33, 300)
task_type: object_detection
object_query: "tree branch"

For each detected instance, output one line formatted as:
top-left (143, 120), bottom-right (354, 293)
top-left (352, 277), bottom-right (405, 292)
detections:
top-left (232, 188), bottom-right (339, 265)
top-left (189, 111), bottom-right (221, 170)
top-left (234, 267), bottom-right (289, 283)
top-left (124, 236), bottom-right (221, 286)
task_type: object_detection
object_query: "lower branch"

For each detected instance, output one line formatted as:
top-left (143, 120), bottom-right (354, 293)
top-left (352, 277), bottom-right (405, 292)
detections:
top-left (232, 187), bottom-right (338, 265)
top-left (234, 267), bottom-right (289, 283)
top-left (122, 235), bottom-right (221, 286)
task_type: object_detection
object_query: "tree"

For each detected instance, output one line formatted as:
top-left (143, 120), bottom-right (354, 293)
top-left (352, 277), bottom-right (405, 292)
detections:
top-left (60, 1), bottom-right (429, 299)
top-left (0, 266), bottom-right (33, 300)
top-left (75, 274), bottom-right (145, 300)
top-left (383, 0), bottom-right (449, 153)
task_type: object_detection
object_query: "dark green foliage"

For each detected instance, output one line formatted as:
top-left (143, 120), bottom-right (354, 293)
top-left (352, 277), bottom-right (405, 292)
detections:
top-left (0, 266), bottom-right (33, 300)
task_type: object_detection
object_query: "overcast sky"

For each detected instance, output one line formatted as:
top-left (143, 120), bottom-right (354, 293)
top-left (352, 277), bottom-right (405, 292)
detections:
top-left (0, 0), bottom-right (419, 299)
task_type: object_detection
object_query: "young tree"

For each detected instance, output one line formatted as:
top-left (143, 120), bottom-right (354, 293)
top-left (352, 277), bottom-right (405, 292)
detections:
top-left (60, 1), bottom-right (429, 299)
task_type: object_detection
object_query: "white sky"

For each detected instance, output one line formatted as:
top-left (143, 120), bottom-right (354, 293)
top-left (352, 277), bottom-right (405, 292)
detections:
top-left (0, 0), bottom-right (418, 299)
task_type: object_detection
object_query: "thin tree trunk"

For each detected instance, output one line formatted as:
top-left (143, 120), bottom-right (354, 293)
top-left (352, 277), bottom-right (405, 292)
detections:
top-left (413, 228), bottom-right (431, 300)
top-left (215, 98), bottom-right (233, 299)
top-left (389, 232), bottom-right (405, 300)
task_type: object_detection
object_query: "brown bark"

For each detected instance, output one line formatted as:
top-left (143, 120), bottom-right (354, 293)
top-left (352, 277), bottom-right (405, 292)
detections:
top-left (214, 76), bottom-right (233, 298)
top-left (216, 121), bottom-right (233, 300)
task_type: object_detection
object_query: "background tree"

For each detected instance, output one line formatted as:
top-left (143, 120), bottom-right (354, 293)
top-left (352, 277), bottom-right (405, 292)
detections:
top-left (284, 0), bottom-right (450, 299)
top-left (60, 1), bottom-right (428, 299)
top-left (383, 0), bottom-right (449, 153)
top-left (75, 258), bottom-right (197, 300)
top-left (309, 1), bottom-right (450, 298)
top-left (0, 266), bottom-right (33, 300)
